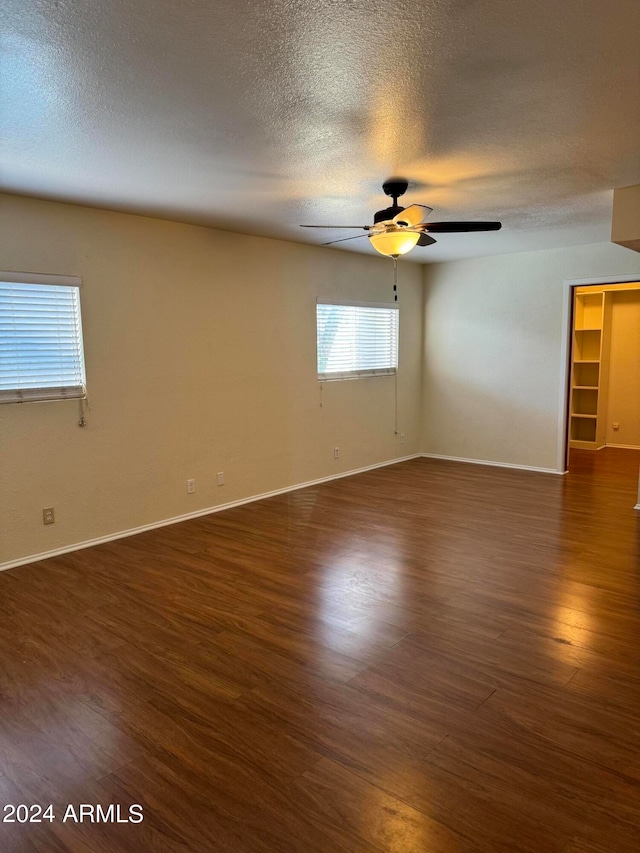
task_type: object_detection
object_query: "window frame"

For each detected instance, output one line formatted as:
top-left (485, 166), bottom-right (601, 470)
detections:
top-left (316, 298), bottom-right (399, 382)
top-left (0, 271), bottom-right (87, 405)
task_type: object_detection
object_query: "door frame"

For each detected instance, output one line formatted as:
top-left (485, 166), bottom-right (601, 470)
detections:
top-left (558, 274), bottom-right (640, 472)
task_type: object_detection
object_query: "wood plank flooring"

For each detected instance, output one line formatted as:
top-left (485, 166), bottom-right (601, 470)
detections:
top-left (1, 448), bottom-right (639, 852)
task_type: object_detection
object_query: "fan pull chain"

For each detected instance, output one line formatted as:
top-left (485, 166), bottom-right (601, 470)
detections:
top-left (393, 256), bottom-right (399, 435)
top-left (393, 256), bottom-right (398, 302)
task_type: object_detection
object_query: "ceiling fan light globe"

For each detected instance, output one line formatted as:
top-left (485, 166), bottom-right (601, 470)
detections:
top-left (369, 229), bottom-right (420, 257)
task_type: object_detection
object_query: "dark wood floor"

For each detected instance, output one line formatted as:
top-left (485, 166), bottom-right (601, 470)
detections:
top-left (1, 449), bottom-right (640, 852)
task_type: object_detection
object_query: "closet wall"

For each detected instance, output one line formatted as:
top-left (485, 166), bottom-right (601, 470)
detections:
top-left (421, 245), bottom-right (640, 471)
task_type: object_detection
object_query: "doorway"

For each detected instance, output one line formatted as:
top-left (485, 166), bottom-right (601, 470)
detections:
top-left (565, 281), bottom-right (640, 474)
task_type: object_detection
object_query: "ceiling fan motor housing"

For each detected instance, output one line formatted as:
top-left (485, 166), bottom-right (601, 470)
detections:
top-left (373, 205), bottom-right (405, 224)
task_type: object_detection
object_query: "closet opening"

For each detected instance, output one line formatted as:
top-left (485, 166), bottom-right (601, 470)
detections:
top-left (565, 281), bottom-right (640, 479)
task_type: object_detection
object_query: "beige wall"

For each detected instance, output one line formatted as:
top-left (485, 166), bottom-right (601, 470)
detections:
top-left (422, 244), bottom-right (640, 471)
top-left (4, 193), bottom-right (640, 567)
top-left (605, 290), bottom-right (640, 447)
top-left (0, 194), bottom-right (423, 566)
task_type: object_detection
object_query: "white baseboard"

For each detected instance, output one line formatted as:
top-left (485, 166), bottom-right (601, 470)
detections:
top-left (421, 452), bottom-right (564, 475)
top-left (0, 454), bottom-right (421, 572)
top-left (635, 504), bottom-right (640, 512)
top-left (605, 443), bottom-right (640, 450)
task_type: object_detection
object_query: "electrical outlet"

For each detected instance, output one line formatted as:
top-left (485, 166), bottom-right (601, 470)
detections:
top-left (217, 471), bottom-right (225, 486)
top-left (400, 433), bottom-right (405, 444)
top-left (612, 423), bottom-right (620, 431)
top-left (187, 479), bottom-right (195, 494)
top-left (43, 507), bottom-right (55, 525)
top-left (333, 447), bottom-right (340, 459)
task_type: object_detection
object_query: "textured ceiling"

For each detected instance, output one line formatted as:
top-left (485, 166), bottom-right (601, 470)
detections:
top-left (3, 0), bottom-right (640, 262)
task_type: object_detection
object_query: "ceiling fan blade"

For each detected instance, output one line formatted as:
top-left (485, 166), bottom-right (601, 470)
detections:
top-left (300, 225), bottom-right (370, 230)
top-left (322, 234), bottom-right (370, 246)
top-left (393, 204), bottom-right (433, 227)
top-left (417, 233), bottom-right (437, 247)
top-left (420, 221), bottom-right (502, 233)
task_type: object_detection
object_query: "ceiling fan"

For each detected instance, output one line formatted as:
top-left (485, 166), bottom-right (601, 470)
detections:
top-left (300, 178), bottom-right (501, 258)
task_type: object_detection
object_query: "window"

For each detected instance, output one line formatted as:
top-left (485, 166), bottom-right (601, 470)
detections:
top-left (316, 299), bottom-right (399, 380)
top-left (0, 272), bottom-right (87, 404)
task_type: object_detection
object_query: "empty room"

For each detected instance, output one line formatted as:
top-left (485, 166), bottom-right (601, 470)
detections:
top-left (2, 1), bottom-right (640, 851)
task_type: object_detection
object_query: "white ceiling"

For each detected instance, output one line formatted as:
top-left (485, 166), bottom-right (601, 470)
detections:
top-left (3, 0), bottom-right (640, 263)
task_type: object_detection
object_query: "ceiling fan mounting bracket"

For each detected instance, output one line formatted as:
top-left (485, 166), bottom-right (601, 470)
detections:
top-left (382, 178), bottom-right (409, 202)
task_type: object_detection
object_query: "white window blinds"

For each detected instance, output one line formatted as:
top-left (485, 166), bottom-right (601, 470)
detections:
top-left (0, 273), bottom-right (87, 404)
top-left (317, 300), bottom-right (399, 380)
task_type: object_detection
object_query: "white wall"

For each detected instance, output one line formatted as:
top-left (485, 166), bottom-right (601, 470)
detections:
top-left (422, 244), bottom-right (640, 471)
top-left (0, 194), bottom-right (423, 567)
top-left (605, 290), bottom-right (640, 447)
